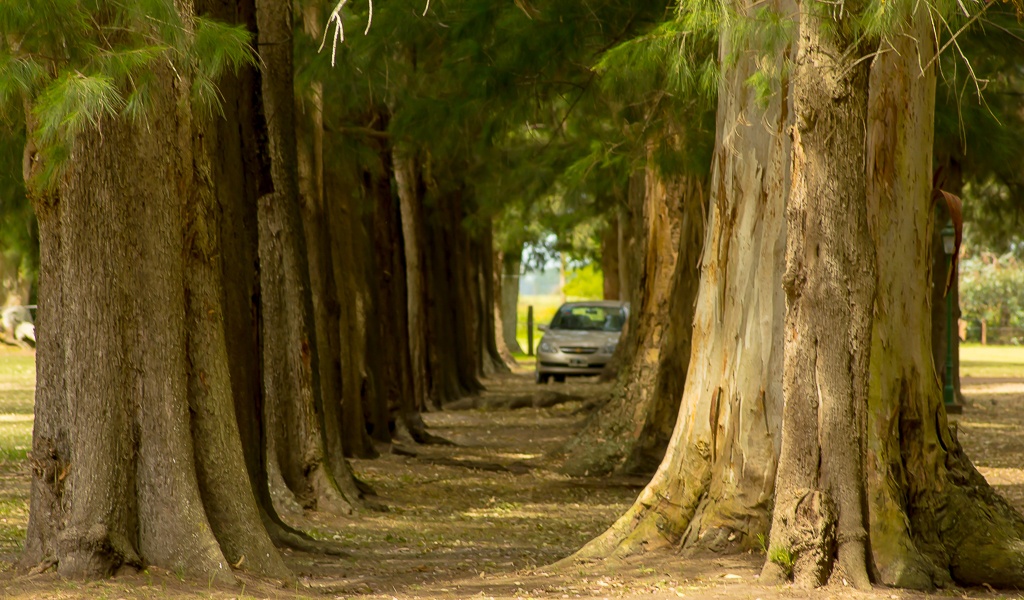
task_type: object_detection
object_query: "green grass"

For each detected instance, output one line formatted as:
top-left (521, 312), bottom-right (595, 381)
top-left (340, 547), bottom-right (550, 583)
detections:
top-left (0, 350), bottom-right (34, 472)
top-left (960, 344), bottom-right (1024, 378)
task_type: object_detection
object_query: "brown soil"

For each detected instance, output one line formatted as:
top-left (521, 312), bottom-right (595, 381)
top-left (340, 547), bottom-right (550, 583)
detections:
top-left (1, 371), bottom-right (1022, 599)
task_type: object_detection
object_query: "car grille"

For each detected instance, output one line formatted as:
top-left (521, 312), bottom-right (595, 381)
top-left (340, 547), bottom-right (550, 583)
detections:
top-left (560, 346), bottom-right (598, 354)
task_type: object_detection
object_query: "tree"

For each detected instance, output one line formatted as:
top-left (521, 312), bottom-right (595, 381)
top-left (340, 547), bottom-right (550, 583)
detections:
top-left (255, 0), bottom-right (360, 513)
top-left (7, 0), bottom-right (295, 580)
top-left (567, 0), bottom-right (794, 558)
top-left (570, 0), bottom-right (1024, 589)
top-left (558, 14), bottom-right (716, 478)
top-left (761, 0), bottom-right (875, 586)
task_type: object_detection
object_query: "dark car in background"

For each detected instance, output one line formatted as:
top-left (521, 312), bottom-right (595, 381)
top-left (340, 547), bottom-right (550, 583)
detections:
top-left (535, 300), bottom-right (628, 383)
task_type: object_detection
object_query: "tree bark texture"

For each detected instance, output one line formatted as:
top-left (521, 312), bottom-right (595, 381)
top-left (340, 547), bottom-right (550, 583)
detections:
top-left (477, 225), bottom-right (511, 376)
top-left (499, 252), bottom-right (524, 355)
top-left (492, 249), bottom-right (519, 364)
top-left (394, 142), bottom-right (431, 411)
top-left (569, 0), bottom-right (793, 560)
top-left (560, 137), bottom-right (705, 478)
top-left (602, 215), bottom-right (621, 300)
top-left (23, 51), bottom-right (234, 581)
top-left (322, 133), bottom-right (378, 460)
top-left (368, 140), bottom-right (430, 443)
top-left (864, 15), bottom-right (1024, 589)
top-left (763, 1), bottom-right (874, 588)
top-left (255, 0), bottom-right (353, 515)
top-left (421, 184), bottom-right (486, 403)
top-left (183, 3), bottom-right (289, 574)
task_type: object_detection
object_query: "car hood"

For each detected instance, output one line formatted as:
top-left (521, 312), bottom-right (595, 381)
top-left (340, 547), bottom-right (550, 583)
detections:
top-left (541, 329), bottom-right (620, 346)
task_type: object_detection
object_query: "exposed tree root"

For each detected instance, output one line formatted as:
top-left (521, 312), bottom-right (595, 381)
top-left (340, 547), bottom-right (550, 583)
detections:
top-left (556, 443), bottom-right (713, 565)
top-left (446, 391), bottom-right (588, 411)
top-left (418, 457), bottom-right (532, 474)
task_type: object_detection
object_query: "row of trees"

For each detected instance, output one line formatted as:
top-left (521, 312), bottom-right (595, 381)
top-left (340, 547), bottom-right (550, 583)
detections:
top-left (3, 0), bottom-right (1024, 591)
top-left (551, 0), bottom-right (1024, 590)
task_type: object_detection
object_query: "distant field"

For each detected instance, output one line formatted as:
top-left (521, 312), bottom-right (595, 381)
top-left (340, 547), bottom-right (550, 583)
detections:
top-left (960, 344), bottom-right (1024, 379)
top-left (515, 294), bottom-right (564, 355)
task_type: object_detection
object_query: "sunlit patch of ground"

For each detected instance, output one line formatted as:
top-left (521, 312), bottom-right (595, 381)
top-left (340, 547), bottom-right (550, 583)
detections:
top-left (2, 350), bottom-right (1024, 599)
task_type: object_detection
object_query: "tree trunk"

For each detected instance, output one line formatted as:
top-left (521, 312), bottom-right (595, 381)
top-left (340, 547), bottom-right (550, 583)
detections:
top-left (477, 225), bottom-right (510, 375)
top-left (569, 0), bottom-right (793, 560)
top-left (763, 2), bottom-right (875, 588)
top-left (255, 0), bottom-right (354, 515)
top-left (616, 205), bottom-right (634, 306)
top-left (601, 216), bottom-right (621, 300)
top-left (323, 135), bottom-right (378, 459)
top-left (369, 139), bottom-right (430, 442)
top-left (24, 53), bottom-right (233, 582)
top-left (394, 142), bottom-right (431, 412)
top-left (862, 15), bottom-right (1024, 589)
top-left (423, 185), bottom-right (485, 402)
top-left (21, 121), bottom-right (67, 571)
top-left (560, 136), bottom-right (705, 478)
top-left (492, 249), bottom-right (520, 363)
top-left (500, 251), bottom-right (524, 355)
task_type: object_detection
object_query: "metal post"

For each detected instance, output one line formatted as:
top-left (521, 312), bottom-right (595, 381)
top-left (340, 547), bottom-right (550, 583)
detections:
top-left (527, 305), bottom-right (534, 356)
top-left (944, 288), bottom-right (955, 408)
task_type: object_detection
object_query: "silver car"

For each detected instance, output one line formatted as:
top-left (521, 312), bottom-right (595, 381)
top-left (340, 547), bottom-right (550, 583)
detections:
top-left (535, 301), bottom-right (628, 383)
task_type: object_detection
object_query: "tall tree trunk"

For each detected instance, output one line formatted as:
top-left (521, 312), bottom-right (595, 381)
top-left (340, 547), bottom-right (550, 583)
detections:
top-left (477, 229), bottom-right (511, 375)
top-left (569, 0), bottom-right (793, 560)
top-left (24, 53), bottom-right (233, 582)
top-left (255, 0), bottom-right (354, 515)
top-left (601, 215), bottom-right (621, 300)
top-left (424, 185), bottom-right (485, 402)
top-left (369, 140), bottom-right (430, 442)
top-left (185, 90), bottom-right (291, 579)
top-left (616, 205), bottom-right (634, 306)
top-left (499, 251), bottom-right (524, 354)
top-left (862, 14), bottom-right (1024, 589)
top-left (560, 136), bottom-right (705, 478)
top-left (323, 138), bottom-right (378, 458)
top-left (763, 1), bottom-right (875, 588)
top-left (394, 142), bottom-right (431, 411)
top-left (21, 121), bottom-right (66, 570)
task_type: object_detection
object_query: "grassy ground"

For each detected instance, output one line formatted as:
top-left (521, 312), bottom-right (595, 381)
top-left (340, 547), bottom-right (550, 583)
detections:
top-left (0, 346), bottom-right (33, 571)
top-left (960, 344), bottom-right (1024, 378)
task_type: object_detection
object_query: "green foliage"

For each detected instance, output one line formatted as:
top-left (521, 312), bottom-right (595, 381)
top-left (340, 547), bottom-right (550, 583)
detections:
top-left (960, 255), bottom-right (1024, 337)
top-left (563, 264), bottom-right (604, 300)
top-left (0, 1), bottom-right (255, 190)
top-left (0, 112), bottom-right (36, 304)
top-left (935, 4), bottom-right (1024, 254)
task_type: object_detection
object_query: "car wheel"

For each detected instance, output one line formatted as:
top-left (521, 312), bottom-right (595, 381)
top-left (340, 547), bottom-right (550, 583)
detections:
top-left (553, 375), bottom-right (566, 383)
top-left (536, 372), bottom-right (550, 384)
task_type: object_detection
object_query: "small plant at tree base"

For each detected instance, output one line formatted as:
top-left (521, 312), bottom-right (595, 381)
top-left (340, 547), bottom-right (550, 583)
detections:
top-left (768, 546), bottom-right (795, 578)
top-left (755, 533), bottom-right (768, 554)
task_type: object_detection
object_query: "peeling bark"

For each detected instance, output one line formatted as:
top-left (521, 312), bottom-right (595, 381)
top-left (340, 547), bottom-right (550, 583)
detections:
top-left (568, 0), bottom-right (793, 560)
top-left (864, 14), bottom-right (1024, 590)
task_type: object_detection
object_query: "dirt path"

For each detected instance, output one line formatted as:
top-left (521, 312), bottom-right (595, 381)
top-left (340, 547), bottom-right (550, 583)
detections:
top-left (3, 371), bottom-right (1023, 599)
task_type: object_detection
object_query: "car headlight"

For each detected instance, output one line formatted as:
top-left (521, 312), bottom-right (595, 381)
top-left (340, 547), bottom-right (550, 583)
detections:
top-left (601, 343), bottom-right (617, 354)
top-left (538, 340), bottom-right (557, 353)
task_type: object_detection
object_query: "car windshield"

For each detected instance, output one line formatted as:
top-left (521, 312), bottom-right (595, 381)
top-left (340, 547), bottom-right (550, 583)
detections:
top-left (550, 305), bottom-right (626, 332)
